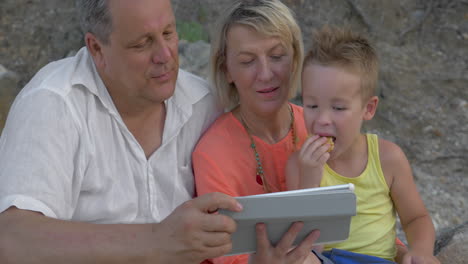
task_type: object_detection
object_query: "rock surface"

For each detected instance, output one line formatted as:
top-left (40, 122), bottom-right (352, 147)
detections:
top-left (0, 0), bottom-right (467, 261)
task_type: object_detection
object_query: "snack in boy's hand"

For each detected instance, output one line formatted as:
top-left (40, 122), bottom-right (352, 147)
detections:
top-left (325, 137), bottom-right (334, 153)
top-left (307, 134), bottom-right (335, 152)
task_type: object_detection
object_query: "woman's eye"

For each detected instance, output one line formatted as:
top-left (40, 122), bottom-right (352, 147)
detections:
top-left (271, 54), bottom-right (284, 60)
top-left (240, 60), bottom-right (253, 65)
top-left (306, 105), bottom-right (317, 109)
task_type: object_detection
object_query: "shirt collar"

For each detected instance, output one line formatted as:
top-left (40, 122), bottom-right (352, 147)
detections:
top-left (170, 69), bottom-right (211, 117)
top-left (70, 47), bottom-right (119, 116)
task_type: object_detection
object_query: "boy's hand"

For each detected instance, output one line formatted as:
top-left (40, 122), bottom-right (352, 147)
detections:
top-left (401, 251), bottom-right (440, 264)
top-left (297, 135), bottom-right (332, 187)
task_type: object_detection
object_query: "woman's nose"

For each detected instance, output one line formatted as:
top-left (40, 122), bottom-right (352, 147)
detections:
top-left (257, 58), bottom-right (273, 82)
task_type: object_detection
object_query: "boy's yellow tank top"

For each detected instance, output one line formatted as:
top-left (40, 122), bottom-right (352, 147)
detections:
top-left (321, 134), bottom-right (396, 261)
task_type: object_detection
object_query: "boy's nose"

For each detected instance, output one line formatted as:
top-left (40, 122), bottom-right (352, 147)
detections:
top-left (317, 111), bottom-right (332, 125)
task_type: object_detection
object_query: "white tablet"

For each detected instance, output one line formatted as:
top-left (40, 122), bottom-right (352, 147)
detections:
top-left (218, 184), bottom-right (356, 256)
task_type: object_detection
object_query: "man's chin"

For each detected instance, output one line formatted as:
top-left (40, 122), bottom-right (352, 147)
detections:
top-left (150, 81), bottom-right (176, 102)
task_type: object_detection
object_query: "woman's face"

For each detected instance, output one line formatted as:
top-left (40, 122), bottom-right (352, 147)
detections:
top-left (225, 24), bottom-right (294, 114)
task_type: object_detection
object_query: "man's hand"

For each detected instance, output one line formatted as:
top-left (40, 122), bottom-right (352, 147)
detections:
top-left (152, 192), bottom-right (243, 264)
top-left (248, 222), bottom-right (321, 264)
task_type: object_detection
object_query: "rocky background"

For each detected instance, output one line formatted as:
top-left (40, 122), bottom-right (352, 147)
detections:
top-left (0, 0), bottom-right (467, 261)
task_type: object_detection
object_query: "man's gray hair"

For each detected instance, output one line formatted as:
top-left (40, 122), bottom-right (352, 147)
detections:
top-left (76, 0), bottom-right (113, 44)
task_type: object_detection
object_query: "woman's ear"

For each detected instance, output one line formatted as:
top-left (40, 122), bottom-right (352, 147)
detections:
top-left (363, 96), bottom-right (379, 121)
top-left (225, 67), bottom-right (233, 84)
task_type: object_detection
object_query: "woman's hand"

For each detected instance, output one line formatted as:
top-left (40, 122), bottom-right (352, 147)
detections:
top-left (248, 222), bottom-right (321, 264)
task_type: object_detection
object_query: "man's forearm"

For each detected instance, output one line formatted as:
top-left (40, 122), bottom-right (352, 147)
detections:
top-left (0, 208), bottom-right (157, 264)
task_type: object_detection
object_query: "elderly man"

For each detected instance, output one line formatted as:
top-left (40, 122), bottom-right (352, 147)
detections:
top-left (0, 0), bottom-right (242, 263)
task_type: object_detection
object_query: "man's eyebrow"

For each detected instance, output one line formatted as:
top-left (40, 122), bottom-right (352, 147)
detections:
top-left (126, 21), bottom-right (177, 45)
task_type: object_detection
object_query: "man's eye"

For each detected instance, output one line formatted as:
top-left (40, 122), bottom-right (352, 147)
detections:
top-left (133, 39), bottom-right (151, 49)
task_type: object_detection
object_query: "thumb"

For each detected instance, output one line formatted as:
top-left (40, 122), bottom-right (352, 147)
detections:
top-left (411, 256), bottom-right (424, 264)
top-left (255, 222), bottom-right (270, 253)
top-left (194, 192), bottom-right (243, 214)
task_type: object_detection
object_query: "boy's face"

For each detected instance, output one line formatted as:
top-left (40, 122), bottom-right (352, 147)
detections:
top-left (302, 64), bottom-right (378, 158)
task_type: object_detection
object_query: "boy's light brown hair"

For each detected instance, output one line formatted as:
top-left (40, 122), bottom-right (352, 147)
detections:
top-left (303, 26), bottom-right (379, 103)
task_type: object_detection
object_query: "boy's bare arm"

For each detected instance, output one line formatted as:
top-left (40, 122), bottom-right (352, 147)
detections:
top-left (285, 152), bottom-right (301, 190)
top-left (379, 139), bottom-right (438, 263)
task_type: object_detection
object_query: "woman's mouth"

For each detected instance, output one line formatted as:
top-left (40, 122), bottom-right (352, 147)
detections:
top-left (257, 87), bottom-right (279, 93)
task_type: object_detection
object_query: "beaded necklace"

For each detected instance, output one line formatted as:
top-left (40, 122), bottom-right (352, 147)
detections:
top-left (238, 104), bottom-right (297, 193)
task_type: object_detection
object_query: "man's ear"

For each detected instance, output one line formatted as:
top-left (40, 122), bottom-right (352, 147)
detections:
top-left (363, 96), bottom-right (379, 121)
top-left (85, 32), bottom-right (106, 69)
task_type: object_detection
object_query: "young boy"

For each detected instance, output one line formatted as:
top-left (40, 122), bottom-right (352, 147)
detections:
top-left (286, 26), bottom-right (439, 263)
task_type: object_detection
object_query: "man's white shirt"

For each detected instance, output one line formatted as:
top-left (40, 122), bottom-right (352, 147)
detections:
top-left (0, 47), bottom-right (221, 223)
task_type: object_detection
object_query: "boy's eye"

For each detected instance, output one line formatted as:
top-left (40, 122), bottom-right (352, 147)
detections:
top-left (333, 106), bottom-right (346, 111)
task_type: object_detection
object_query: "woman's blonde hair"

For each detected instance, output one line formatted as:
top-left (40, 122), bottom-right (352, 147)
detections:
top-left (303, 26), bottom-right (379, 102)
top-left (210, 0), bottom-right (304, 110)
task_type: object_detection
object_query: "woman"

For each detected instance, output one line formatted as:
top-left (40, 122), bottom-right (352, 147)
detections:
top-left (192, 1), bottom-right (325, 263)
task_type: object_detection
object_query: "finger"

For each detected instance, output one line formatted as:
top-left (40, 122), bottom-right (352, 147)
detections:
top-left (288, 229), bottom-right (320, 260)
top-left (195, 192), bottom-right (243, 214)
top-left (202, 231), bottom-right (232, 248)
top-left (411, 256), bottom-right (424, 264)
top-left (201, 213), bottom-right (237, 233)
top-left (401, 255), bottom-right (411, 264)
top-left (255, 223), bottom-right (271, 253)
top-left (203, 242), bottom-right (234, 260)
top-left (300, 137), bottom-right (328, 158)
top-left (317, 152), bottom-right (330, 164)
top-left (275, 221), bottom-right (304, 252)
top-left (299, 136), bottom-right (321, 157)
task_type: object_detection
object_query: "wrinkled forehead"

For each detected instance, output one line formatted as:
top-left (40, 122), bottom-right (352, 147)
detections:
top-left (108, 0), bottom-right (175, 29)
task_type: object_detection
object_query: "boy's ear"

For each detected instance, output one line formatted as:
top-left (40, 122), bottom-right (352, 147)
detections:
top-left (363, 96), bottom-right (379, 121)
top-left (85, 32), bottom-right (106, 70)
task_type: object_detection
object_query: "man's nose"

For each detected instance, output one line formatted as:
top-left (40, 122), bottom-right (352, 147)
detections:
top-left (152, 41), bottom-right (171, 64)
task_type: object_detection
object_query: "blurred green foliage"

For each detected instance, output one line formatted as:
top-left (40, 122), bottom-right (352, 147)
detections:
top-left (176, 21), bottom-right (209, 43)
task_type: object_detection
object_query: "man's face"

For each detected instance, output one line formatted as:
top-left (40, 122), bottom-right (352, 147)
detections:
top-left (96, 0), bottom-right (179, 108)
